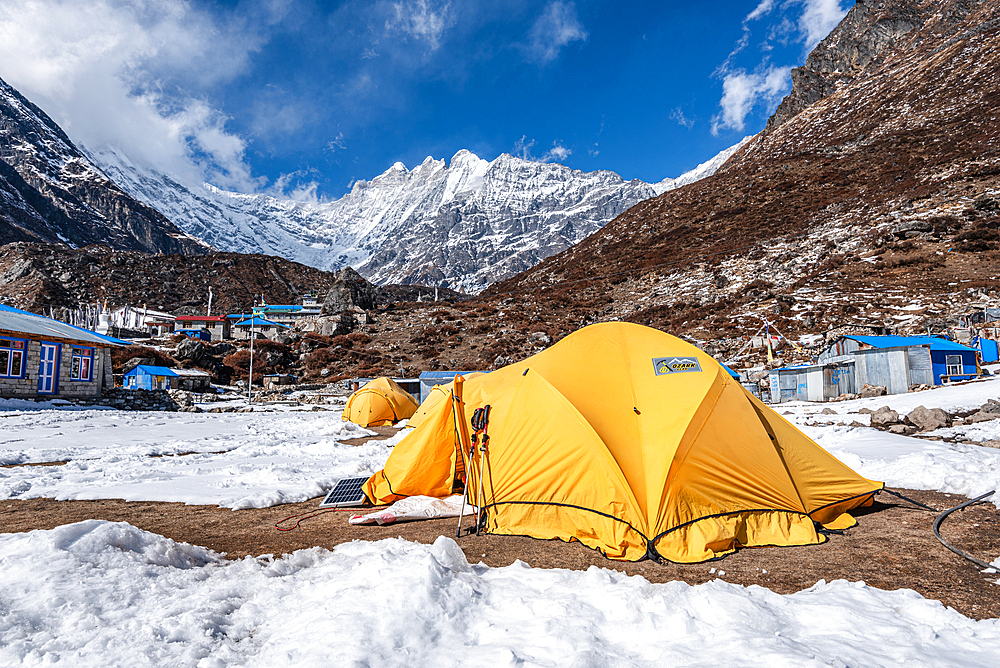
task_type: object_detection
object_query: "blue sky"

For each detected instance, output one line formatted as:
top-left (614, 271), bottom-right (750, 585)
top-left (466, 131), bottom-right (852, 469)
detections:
top-left (0, 0), bottom-right (851, 199)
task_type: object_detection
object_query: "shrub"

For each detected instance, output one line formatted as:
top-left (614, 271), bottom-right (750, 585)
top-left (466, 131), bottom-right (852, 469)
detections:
top-left (331, 335), bottom-right (352, 348)
top-left (348, 332), bottom-right (371, 345)
top-left (222, 349), bottom-right (269, 384)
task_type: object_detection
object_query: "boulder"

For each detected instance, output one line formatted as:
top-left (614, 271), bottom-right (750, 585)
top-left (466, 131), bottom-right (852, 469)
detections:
top-left (887, 424), bottom-right (911, 435)
top-left (322, 267), bottom-right (378, 314)
top-left (174, 338), bottom-right (205, 362)
top-left (904, 405), bottom-right (951, 431)
top-left (859, 384), bottom-right (887, 398)
top-left (870, 406), bottom-right (899, 427)
top-left (123, 357), bottom-right (154, 373)
top-left (820, 407), bottom-right (838, 415)
top-left (966, 410), bottom-right (1000, 424)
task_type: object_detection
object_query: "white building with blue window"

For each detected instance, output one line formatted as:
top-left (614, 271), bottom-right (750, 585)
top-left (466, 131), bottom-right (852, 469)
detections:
top-left (0, 304), bottom-right (123, 400)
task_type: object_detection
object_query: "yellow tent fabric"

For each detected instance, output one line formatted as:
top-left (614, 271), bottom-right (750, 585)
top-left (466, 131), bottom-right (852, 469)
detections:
top-left (365, 375), bottom-right (471, 504)
top-left (364, 323), bottom-right (882, 562)
top-left (406, 372), bottom-right (485, 431)
top-left (343, 377), bottom-right (419, 427)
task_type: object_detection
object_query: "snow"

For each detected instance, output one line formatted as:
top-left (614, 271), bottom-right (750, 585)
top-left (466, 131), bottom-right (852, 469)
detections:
top-left (0, 406), bottom-right (391, 508)
top-left (1, 522), bottom-right (998, 668)
top-left (2, 378), bottom-right (1000, 663)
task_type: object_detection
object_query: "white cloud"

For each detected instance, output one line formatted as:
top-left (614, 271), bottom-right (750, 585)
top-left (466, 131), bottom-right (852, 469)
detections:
top-left (746, 0), bottom-right (775, 22)
top-left (527, 1), bottom-right (587, 64)
top-left (385, 0), bottom-right (455, 51)
top-left (710, 0), bottom-right (848, 135)
top-left (0, 0), bottom-right (274, 192)
top-left (514, 136), bottom-right (572, 164)
top-left (799, 0), bottom-right (850, 51)
top-left (670, 108), bottom-right (695, 129)
top-left (710, 66), bottom-right (791, 135)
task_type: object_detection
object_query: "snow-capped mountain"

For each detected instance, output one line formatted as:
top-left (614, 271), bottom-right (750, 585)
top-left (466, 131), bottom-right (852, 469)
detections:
top-left (0, 76), bottom-right (205, 255)
top-left (94, 143), bottom-right (746, 293)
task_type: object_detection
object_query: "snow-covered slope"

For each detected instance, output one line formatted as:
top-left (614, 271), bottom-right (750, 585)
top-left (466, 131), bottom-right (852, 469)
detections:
top-left (93, 143), bottom-right (744, 293)
top-left (0, 76), bottom-right (204, 254)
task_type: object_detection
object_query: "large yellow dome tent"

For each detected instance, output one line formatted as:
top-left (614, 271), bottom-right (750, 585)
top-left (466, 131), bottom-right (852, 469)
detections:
top-left (343, 377), bottom-right (419, 427)
top-left (364, 323), bottom-right (882, 563)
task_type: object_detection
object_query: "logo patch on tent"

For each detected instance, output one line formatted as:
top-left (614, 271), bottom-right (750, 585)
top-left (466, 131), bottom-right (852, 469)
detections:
top-left (653, 357), bottom-right (702, 375)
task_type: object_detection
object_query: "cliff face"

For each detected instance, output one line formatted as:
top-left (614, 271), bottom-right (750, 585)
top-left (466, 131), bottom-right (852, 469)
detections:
top-left (0, 77), bottom-right (206, 255)
top-left (765, 0), bottom-right (987, 132)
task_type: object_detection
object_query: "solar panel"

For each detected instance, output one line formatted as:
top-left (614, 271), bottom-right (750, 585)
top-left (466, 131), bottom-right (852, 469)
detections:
top-left (319, 477), bottom-right (370, 508)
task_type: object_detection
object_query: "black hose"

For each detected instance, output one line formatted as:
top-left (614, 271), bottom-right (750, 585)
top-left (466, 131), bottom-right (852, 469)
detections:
top-left (932, 491), bottom-right (998, 571)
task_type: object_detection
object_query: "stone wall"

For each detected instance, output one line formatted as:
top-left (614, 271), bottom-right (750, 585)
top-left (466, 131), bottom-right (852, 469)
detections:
top-left (75, 388), bottom-right (181, 411)
top-left (0, 338), bottom-right (108, 400)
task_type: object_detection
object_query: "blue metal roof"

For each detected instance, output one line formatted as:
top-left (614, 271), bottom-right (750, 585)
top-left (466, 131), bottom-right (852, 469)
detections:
top-left (233, 317), bottom-right (289, 328)
top-left (125, 365), bottom-right (178, 377)
top-left (845, 335), bottom-right (975, 352)
top-left (719, 362), bottom-right (741, 380)
top-left (419, 371), bottom-right (483, 379)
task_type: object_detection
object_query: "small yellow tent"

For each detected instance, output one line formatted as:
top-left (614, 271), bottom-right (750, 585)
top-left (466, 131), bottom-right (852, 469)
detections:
top-left (343, 377), bottom-right (419, 427)
top-left (364, 323), bottom-right (882, 562)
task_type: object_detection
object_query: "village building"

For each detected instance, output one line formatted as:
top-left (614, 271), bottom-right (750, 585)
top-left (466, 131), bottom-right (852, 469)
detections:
top-left (123, 365), bottom-right (212, 391)
top-left (102, 306), bottom-right (176, 338)
top-left (171, 315), bottom-right (230, 341)
top-left (230, 316), bottom-right (290, 341)
top-left (0, 304), bottom-right (121, 400)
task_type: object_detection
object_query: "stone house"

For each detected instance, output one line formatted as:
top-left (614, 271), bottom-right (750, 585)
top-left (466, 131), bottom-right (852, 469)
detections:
top-left (0, 304), bottom-right (121, 400)
top-left (172, 315), bottom-right (230, 341)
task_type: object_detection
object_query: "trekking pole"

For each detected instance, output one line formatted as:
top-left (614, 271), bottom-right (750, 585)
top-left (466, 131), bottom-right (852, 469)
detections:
top-left (457, 407), bottom-right (484, 537)
top-left (475, 405), bottom-right (492, 536)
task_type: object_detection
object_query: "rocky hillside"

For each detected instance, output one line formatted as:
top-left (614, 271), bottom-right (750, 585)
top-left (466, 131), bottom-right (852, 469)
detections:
top-left (479, 0), bottom-right (1000, 363)
top-left (0, 242), bottom-right (465, 317)
top-left (0, 77), bottom-right (205, 255)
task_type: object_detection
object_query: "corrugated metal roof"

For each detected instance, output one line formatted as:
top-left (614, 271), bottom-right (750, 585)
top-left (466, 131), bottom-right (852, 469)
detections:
top-left (233, 317), bottom-right (289, 327)
top-left (0, 304), bottom-right (123, 346)
top-left (418, 370), bottom-right (485, 379)
top-left (845, 335), bottom-right (975, 352)
top-left (172, 368), bottom-right (211, 377)
top-left (125, 365), bottom-right (178, 376)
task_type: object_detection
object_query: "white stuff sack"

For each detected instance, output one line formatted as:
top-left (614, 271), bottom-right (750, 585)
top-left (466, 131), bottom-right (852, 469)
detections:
top-left (348, 494), bottom-right (474, 525)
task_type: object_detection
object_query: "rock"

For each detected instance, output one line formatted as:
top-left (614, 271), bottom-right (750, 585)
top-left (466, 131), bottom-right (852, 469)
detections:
top-left (980, 399), bottom-right (1000, 413)
top-left (322, 267), bottom-right (378, 314)
top-left (529, 331), bottom-right (551, 345)
top-left (966, 410), bottom-right (1000, 424)
top-left (859, 384), bottom-right (887, 398)
top-left (858, 407), bottom-right (873, 414)
top-left (123, 357), bottom-right (154, 373)
top-left (821, 407), bottom-right (838, 414)
top-left (849, 421), bottom-right (866, 428)
top-left (833, 393), bottom-right (858, 401)
top-left (174, 338), bottom-right (205, 362)
top-left (275, 334), bottom-right (295, 346)
top-left (904, 405), bottom-right (951, 431)
top-left (870, 406), bottom-right (899, 427)
top-left (891, 219), bottom-right (933, 237)
top-left (210, 342), bottom-right (234, 356)
top-left (887, 424), bottom-right (910, 434)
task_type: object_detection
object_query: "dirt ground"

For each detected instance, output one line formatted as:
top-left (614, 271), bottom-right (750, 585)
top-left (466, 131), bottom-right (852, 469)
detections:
top-left (3, 484), bottom-right (998, 620)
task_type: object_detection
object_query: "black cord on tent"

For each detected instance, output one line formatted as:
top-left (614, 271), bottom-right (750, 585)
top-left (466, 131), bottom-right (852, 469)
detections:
top-left (880, 488), bottom-right (998, 571)
top-left (880, 488), bottom-right (939, 512)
